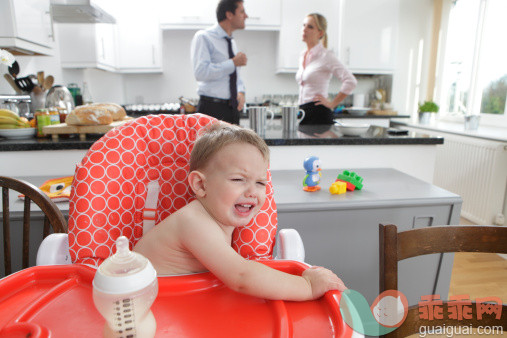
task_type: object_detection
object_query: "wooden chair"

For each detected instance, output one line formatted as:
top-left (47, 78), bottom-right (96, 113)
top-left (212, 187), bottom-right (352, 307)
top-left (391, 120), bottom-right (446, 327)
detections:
top-left (379, 223), bottom-right (507, 337)
top-left (0, 176), bottom-right (67, 276)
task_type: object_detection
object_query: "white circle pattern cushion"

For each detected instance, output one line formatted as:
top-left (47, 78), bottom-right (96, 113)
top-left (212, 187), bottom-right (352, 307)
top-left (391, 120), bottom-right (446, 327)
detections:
top-left (68, 114), bottom-right (278, 267)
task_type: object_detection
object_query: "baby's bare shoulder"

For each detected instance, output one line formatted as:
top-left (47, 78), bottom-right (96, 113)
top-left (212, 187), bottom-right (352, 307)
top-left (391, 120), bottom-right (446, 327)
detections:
top-left (176, 201), bottom-right (222, 237)
top-left (171, 201), bottom-right (210, 228)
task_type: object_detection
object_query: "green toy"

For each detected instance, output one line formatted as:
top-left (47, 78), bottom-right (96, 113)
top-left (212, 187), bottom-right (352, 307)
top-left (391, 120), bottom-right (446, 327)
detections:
top-left (337, 170), bottom-right (364, 190)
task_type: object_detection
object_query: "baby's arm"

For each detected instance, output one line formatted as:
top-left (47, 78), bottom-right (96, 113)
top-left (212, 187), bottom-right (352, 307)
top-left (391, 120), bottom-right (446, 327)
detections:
top-left (180, 216), bottom-right (345, 301)
top-left (302, 266), bottom-right (346, 299)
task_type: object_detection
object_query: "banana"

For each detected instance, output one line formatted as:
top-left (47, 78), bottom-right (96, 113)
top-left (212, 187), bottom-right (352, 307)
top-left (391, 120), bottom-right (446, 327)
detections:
top-left (0, 124), bottom-right (23, 129)
top-left (0, 109), bottom-right (20, 121)
top-left (0, 116), bottom-right (26, 126)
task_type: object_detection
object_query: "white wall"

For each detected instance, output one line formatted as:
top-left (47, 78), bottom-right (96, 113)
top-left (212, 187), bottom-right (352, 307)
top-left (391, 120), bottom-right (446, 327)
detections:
top-left (121, 29), bottom-right (378, 104)
top-left (391, 0), bottom-right (434, 119)
top-left (1, 27), bottom-right (376, 105)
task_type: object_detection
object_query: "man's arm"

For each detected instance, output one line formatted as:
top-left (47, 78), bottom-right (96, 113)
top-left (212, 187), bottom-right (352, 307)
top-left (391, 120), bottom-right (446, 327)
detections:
top-left (236, 69), bottom-right (246, 110)
top-left (179, 214), bottom-right (343, 301)
top-left (237, 92), bottom-right (245, 111)
top-left (191, 32), bottom-right (235, 82)
top-left (232, 39), bottom-right (246, 105)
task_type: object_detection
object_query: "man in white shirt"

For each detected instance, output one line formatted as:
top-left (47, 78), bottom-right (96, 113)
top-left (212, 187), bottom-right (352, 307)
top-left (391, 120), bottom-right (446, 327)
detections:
top-left (190, 0), bottom-right (248, 125)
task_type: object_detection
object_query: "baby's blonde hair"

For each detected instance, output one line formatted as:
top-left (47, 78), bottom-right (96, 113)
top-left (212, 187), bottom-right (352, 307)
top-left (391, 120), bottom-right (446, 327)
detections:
top-left (308, 13), bottom-right (328, 48)
top-left (189, 123), bottom-right (270, 172)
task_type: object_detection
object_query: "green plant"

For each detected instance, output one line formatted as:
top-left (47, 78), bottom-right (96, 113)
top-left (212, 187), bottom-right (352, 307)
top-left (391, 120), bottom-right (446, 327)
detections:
top-left (418, 101), bottom-right (439, 113)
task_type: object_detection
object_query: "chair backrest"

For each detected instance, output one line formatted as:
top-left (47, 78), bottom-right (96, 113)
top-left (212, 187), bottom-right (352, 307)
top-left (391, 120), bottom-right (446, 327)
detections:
top-left (379, 223), bottom-right (507, 337)
top-left (0, 176), bottom-right (67, 276)
top-left (68, 114), bottom-right (278, 267)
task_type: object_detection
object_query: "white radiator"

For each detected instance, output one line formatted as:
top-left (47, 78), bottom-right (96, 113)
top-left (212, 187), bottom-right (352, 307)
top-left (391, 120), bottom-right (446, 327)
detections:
top-left (433, 134), bottom-right (507, 225)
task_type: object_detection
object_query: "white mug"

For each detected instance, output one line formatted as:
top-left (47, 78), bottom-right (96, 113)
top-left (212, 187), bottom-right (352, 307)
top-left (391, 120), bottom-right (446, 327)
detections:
top-left (248, 106), bottom-right (274, 135)
top-left (281, 106), bottom-right (305, 132)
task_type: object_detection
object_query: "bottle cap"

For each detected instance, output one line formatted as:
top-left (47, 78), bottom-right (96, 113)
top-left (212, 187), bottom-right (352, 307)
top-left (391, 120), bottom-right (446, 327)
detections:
top-left (93, 236), bottom-right (157, 294)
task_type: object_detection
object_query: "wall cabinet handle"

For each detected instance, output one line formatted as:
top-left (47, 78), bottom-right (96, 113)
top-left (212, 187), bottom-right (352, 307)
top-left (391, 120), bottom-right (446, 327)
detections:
top-left (46, 10), bottom-right (55, 41)
top-left (101, 38), bottom-right (105, 59)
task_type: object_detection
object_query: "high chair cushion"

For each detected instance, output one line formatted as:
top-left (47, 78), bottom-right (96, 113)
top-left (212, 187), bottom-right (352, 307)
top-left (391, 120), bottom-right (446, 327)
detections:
top-left (68, 114), bottom-right (277, 267)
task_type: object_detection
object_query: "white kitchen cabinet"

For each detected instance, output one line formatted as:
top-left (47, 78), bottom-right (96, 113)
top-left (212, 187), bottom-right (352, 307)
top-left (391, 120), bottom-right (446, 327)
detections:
top-left (57, 23), bottom-right (117, 72)
top-left (110, 0), bottom-right (162, 73)
top-left (56, 0), bottom-right (162, 73)
top-left (159, 1), bottom-right (217, 29)
top-left (339, 0), bottom-right (399, 74)
top-left (276, 0), bottom-right (341, 73)
top-left (0, 0), bottom-right (54, 56)
top-left (244, 0), bottom-right (281, 31)
top-left (159, 0), bottom-right (280, 31)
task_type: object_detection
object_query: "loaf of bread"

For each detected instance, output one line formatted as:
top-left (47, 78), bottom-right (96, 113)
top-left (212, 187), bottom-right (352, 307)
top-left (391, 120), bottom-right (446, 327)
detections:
top-left (91, 103), bottom-right (126, 121)
top-left (66, 105), bottom-right (113, 125)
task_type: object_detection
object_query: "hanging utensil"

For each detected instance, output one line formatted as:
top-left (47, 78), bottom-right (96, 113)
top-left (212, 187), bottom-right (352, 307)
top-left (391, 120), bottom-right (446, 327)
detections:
top-left (8, 61), bottom-right (19, 78)
top-left (14, 76), bottom-right (35, 92)
top-left (37, 71), bottom-right (45, 87)
top-left (43, 75), bottom-right (54, 91)
top-left (3, 74), bottom-right (22, 94)
top-left (32, 85), bottom-right (43, 95)
top-left (29, 74), bottom-right (39, 87)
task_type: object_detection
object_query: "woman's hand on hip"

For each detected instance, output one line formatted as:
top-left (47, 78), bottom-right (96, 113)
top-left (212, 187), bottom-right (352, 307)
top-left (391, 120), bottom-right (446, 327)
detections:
top-left (314, 95), bottom-right (334, 110)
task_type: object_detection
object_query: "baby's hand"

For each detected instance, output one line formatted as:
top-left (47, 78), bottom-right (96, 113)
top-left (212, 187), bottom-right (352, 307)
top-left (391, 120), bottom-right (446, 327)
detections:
top-left (302, 266), bottom-right (347, 299)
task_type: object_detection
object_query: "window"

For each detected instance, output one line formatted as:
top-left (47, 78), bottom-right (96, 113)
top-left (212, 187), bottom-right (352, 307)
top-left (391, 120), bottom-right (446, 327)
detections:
top-left (439, 0), bottom-right (507, 126)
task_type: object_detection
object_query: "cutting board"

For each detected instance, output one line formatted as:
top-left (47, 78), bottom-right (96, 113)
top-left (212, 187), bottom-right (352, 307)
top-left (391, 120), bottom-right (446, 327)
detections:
top-left (43, 117), bottom-right (133, 141)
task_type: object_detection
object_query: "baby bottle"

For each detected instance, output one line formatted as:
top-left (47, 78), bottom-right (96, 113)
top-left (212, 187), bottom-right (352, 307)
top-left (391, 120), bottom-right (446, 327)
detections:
top-left (93, 236), bottom-right (158, 338)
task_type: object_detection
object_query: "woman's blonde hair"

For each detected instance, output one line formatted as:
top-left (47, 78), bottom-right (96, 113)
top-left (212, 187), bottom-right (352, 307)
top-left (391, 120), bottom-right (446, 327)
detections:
top-left (308, 13), bottom-right (328, 48)
top-left (189, 122), bottom-right (270, 172)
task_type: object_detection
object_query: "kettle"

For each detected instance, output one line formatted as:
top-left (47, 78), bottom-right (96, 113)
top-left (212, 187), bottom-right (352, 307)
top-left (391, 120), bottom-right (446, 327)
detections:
top-left (45, 85), bottom-right (75, 112)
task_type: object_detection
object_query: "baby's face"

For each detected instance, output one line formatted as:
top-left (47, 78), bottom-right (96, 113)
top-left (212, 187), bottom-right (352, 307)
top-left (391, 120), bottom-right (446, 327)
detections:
top-left (201, 142), bottom-right (268, 228)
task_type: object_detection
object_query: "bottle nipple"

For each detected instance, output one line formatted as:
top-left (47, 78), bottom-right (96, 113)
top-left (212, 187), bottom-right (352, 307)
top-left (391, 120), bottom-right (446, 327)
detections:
top-left (100, 236), bottom-right (145, 275)
top-left (115, 236), bottom-right (131, 258)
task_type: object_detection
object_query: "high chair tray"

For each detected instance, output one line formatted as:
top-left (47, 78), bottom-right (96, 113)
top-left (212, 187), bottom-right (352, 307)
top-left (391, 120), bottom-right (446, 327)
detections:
top-left (0, 261), bottom-right (354, 337)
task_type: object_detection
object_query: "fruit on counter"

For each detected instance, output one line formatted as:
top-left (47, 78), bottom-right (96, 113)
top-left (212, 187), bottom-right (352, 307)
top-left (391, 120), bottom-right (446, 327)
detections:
top-left (0, 108), bottom-right (21, 120)
top-left (0, 109), bottom-right (31, 129)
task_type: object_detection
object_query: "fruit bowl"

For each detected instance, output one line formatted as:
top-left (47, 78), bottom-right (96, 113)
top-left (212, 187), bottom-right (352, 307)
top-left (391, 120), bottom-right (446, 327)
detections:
top-left (0, 128), bottom-right (36, 139)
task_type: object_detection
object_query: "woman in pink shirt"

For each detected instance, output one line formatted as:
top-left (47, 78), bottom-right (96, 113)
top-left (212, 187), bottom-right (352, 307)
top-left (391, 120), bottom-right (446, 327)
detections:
top-left (296, 13), bottom-right (357, 133)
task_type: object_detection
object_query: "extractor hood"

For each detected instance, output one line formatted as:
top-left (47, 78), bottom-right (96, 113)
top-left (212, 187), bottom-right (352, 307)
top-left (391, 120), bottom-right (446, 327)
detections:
top-left (51, 0), bottom-right (116, 24)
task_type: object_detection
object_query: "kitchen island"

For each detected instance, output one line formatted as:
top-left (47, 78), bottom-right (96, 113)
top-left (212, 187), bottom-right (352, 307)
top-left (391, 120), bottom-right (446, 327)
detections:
top-left (4, 168), bottom-right (462, 305)
top-left (0, 115), bottom-right (443, 182)
top-left (272, 168), bottom-right (462, 306)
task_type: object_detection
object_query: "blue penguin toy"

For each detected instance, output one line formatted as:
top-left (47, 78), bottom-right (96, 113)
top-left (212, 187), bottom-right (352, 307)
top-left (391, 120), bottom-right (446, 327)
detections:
top-left (302, 156), bottom-right (322, 192)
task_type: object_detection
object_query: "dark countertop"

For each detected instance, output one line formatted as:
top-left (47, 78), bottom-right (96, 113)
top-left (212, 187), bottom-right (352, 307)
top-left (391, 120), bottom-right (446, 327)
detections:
top-left (333, 113), bottom-right (410, 119)
top-left (0, 116), bottom-right (442, 151)
top-left (257, 118), bottom-right (442, 146)
top-left (240, 111), bottom-right (410, 120)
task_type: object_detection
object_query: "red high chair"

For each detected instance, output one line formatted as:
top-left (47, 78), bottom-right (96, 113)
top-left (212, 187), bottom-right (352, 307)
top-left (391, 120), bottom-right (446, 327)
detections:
top-left (0, 114), bottom-right (357, 337)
